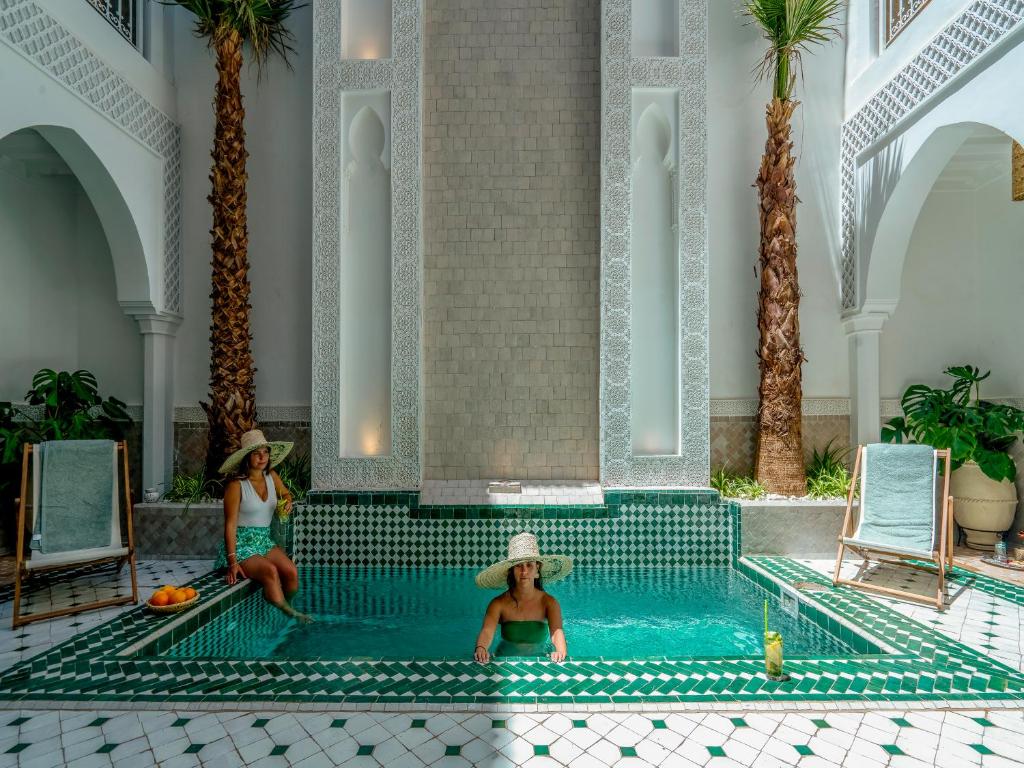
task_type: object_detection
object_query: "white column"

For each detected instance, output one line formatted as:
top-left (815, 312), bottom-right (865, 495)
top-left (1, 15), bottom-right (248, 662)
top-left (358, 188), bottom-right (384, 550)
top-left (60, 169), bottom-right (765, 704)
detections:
top-left (843, 312), bottom-right (889, 447)
top-left (128, 312), bottom-right (181, 493)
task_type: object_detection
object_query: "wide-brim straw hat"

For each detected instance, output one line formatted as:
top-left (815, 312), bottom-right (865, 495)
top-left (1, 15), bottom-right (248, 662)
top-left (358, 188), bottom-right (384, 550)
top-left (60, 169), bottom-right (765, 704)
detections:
top-left (475, 532), bottom-right (574, 589)
top-left (218, 429), bottom-right (293, 476)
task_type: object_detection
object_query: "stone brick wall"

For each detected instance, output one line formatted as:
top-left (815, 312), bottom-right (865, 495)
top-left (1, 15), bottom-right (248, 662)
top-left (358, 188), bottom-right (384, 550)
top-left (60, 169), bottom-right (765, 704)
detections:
top-left (421, 0), bottom-right (601, 481)
top-left (169, 416), bottom-right (850, 486)
top-left (173, 421), bottom-right (311, 477)
top-left (710, 415), bottom-right (850, 476)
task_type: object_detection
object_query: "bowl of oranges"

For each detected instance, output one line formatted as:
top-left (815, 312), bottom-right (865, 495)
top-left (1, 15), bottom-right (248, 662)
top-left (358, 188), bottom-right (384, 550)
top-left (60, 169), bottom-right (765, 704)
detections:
top-left (147, 585), bottom-right (200, 614)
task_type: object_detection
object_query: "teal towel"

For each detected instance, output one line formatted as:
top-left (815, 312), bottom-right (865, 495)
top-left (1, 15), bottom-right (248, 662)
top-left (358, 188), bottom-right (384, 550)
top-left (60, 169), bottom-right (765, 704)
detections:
top-left (36, 440), bottom-right (116, 553)
top-left (856, 443), bottom-right (936, 553)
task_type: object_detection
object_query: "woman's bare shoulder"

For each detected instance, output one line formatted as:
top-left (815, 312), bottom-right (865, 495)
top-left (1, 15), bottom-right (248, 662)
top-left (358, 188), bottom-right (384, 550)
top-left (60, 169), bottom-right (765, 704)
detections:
top-left (223, 478), bottom-right (242, 495)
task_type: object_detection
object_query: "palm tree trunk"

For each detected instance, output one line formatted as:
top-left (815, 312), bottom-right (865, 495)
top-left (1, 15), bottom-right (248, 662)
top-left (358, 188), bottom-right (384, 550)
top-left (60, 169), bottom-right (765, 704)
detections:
top-left (202, 28), bottom-right (256, 478)
top-left (754, 98), bottom-right (806, 496)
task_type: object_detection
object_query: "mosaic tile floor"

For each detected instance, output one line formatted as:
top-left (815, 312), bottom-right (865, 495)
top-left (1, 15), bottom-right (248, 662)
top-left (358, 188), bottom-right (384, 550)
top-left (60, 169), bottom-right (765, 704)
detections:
top-left (0, 560), bottom-right (1022, 765)
top-left (1, 707), bottom-right (1023, 767)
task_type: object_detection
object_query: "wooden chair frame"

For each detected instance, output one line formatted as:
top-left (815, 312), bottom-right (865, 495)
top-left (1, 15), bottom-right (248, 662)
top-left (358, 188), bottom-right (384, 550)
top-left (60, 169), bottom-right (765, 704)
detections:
top-left (13, 441), bottom-right (139, 628)
top-left (833, 445), bottom-right (954, 611)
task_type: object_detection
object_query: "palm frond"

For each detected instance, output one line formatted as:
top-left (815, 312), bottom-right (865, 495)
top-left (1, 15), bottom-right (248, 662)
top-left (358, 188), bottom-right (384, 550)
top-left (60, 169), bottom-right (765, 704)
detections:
top-left (168, 0), bottom-right (304, 71)
top-left (743, 0), bottom-right (844, 100)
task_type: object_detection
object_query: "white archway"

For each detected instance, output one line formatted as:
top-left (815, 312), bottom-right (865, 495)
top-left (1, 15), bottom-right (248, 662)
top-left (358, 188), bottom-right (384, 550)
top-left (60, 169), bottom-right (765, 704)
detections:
top-left (0, 124), bottom-right (179, 491)
top-left (861, 122), bottom-right (1023, 312)
top-left (0, 117), bottom-right (165, 314)
top-left (0, 124), bottom-right (154, 310)
top-left (846, 118), bottom-right (1024, 446)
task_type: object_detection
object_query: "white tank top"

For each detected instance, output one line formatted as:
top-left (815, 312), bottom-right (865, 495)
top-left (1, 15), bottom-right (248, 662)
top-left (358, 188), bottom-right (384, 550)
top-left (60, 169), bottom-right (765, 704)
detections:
top-left (236, 476), bottom-right (277, 528)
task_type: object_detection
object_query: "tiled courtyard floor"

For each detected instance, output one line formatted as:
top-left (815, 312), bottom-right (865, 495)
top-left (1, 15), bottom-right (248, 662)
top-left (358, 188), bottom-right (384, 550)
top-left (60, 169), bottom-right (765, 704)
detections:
top-left (0, 559), bottom-right (1020, 767)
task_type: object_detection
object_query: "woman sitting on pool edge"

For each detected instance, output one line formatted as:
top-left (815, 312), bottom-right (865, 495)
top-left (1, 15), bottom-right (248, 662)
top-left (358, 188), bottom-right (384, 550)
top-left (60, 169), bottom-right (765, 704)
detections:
top-left (215, 429), bottom-right (311, 622)
top-left (473, 532), bottom-right (572, 662)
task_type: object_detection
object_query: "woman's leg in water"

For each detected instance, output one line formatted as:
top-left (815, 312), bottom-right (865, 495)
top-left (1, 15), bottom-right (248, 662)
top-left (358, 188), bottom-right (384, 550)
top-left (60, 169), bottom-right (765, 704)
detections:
top-left (265, 547), bottom-right (300, 602)
top-left (238, 555), bottom-right (309, 621)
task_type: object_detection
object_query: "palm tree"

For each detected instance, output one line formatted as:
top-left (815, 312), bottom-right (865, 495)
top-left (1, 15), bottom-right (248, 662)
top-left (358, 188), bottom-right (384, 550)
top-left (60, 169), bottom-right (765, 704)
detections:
top-left (743, 0), bottom-right (843, 495)
top-left (171, 0), bottom-right (301, 478)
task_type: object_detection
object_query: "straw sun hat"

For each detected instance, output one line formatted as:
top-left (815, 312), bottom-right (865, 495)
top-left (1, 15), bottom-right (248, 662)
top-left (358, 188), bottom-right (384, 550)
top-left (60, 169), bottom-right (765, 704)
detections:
top-left (218, 429), bottom-right (293, 476)
top-left (475, 532), bottom-right (574, 589)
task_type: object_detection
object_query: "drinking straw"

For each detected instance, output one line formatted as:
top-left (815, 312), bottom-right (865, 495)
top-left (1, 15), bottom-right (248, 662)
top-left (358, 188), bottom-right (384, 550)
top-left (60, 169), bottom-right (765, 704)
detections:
top-left (764, 599), bottom-right (769, 635)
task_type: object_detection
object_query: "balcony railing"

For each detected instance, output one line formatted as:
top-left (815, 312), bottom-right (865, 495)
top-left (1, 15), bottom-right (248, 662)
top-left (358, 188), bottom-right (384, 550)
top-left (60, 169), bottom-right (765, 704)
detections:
top-left (87, 0), bottom-right (140, 48)
top-left (885, 0), bottom-right (933, 45)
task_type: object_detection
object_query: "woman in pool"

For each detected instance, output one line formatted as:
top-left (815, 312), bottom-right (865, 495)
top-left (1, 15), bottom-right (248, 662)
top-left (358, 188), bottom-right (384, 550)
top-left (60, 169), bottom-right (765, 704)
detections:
top-left (473, 532), bottom-right (572, 662)
top-left (215, 429), bottom-right (311, 622)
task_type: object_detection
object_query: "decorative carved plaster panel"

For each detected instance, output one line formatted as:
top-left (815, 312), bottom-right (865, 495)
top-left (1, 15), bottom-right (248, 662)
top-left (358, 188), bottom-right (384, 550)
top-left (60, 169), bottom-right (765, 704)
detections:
top-left (312, 0), bottom-right (422, 489)
top-left (0, 0), bottom-right (182, 313)
top-left (600, 1), bottom-right (709, 486)
top-left (840, 0), bottom-right (1024, 309)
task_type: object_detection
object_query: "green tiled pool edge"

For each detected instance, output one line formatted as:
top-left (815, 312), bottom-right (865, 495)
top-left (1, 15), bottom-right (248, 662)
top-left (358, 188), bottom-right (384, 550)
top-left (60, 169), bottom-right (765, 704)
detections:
top-left (0, 492), bottom-right (1021, 707)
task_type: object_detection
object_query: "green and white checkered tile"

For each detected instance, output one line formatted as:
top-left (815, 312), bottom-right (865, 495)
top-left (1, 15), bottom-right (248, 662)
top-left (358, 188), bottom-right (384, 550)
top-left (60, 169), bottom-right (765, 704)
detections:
top-left (0, 555), bottom-right (1021, 705)
top-left (921, 561), bottom-right (1024, 607)
top-left (292, 496), bottom-right (735, 568)
top-left (746, 557), bottom-right (1024, 681)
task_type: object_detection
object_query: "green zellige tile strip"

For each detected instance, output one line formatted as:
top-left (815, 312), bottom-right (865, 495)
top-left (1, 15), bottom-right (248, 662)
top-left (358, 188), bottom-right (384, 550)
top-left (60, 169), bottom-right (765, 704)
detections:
top-left (746, 556), bottom-right (1024, 684)
top-left (293, 493), bottom-right (737, 568)
top-left (0, 542), bottom-right (1021, 705)
top-left (905, 560), bottom-right (1024, 608)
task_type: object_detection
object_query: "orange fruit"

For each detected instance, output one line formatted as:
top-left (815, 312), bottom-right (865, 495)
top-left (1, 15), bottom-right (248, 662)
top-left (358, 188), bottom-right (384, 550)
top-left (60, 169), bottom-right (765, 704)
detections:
top-left (183, 587), bottom-right (197, 600)
top-left (150, 591), bottom-right (170, 607)
top-left (160, 585), bottom-right (177, 592)
top-left (173, 590), bottom-right (190, 604)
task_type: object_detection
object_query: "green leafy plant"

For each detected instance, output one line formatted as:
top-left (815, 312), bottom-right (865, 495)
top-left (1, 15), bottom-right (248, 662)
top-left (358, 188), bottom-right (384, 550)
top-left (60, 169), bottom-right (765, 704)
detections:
top-left (882, 365), bottom-right (1024, 483)
top-left (805, 438), bottom-right (855, 499)
top-left (162, 471), bottom-right (223, 504)
top-left (711, 467), bottom-right (768, 500)
top-left (276, 450), bottom-right (310, 502)
top-left (0, 369), bottom-right (132, 507)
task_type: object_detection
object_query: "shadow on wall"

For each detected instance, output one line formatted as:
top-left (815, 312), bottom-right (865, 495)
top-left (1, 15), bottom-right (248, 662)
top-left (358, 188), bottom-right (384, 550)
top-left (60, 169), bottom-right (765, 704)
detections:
top-left (856, 138), bottom-right (905, 294)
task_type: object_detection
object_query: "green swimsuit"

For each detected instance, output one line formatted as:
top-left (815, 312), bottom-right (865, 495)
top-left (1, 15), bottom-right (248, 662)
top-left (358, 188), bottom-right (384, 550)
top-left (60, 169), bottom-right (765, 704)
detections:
top-left (495, 620), bottom-right (551, 657)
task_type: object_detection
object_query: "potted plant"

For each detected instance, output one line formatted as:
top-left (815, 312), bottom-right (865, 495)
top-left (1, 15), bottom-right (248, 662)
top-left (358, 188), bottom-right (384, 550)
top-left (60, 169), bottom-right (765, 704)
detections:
top-left (0, 369), bottom-right (132, 545)
top-left (882, 366), bottom-right (1024, 550)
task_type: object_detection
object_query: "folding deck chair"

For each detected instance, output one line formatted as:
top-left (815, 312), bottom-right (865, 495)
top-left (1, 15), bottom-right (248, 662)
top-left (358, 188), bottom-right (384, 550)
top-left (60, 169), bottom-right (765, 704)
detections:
top-left (13, 440), bottom-right (139, 627)
top-left (834, 443), bottom-right (954, 610)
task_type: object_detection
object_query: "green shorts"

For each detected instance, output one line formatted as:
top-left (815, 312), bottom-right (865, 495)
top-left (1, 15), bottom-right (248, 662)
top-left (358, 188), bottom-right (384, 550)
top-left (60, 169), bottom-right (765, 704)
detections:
top-left (214, 526), bottom-right (277, 569)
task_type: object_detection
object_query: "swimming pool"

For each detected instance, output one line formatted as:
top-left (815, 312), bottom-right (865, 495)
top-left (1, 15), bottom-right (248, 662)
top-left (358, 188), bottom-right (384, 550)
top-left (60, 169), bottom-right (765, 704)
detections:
top-left (149, 566), bottom-right (858, 660)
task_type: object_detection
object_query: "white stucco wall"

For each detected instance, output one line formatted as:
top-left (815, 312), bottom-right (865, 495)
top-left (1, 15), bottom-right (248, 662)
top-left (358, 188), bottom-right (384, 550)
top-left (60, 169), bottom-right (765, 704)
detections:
top-left (0, 162), bottom-right (143, 403)
top-left (35, 0), bottom-right (177, 117)
top-left (881, 179), bottom-right (1024, 399)
top-left (844, 0), bottom-right (974, 117)
top-left (170, 4), bottom-right (313, 410)
top-left (163, 2), bottom-right (852, 409)
top-left (709, 1), bottom-right (848, 400)
top-left (0, 45), bottom-right (166, 315)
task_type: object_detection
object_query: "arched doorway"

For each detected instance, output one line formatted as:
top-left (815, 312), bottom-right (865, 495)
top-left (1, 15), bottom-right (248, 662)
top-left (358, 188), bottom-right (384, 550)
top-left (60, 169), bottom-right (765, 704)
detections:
top-left (851, 122), bottom-right (1024, 542)
top-left (0, 125), bottom-right (178, 493)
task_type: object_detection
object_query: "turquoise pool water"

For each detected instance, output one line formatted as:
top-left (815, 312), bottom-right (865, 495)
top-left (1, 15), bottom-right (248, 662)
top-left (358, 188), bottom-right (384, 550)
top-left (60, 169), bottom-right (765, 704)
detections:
top-left (160, 567), bottom-right (855, 660)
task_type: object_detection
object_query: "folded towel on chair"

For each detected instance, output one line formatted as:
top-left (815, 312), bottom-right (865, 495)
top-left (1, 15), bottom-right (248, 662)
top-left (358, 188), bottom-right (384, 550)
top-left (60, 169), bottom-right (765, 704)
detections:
top-left (35, 440), bottom-right (116, 554)
top-left (855, 443), bottom-right (936, 554)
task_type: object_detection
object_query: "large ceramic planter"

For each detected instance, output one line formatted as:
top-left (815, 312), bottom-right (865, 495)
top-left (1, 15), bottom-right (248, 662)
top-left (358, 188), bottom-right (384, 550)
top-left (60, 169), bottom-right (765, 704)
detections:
top-left (949, 461), bottom-right (1017, 550)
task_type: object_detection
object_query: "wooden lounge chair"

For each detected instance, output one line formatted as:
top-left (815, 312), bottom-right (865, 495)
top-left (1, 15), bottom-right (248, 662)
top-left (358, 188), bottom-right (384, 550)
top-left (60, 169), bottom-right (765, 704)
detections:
top-left (13, 440), bottom-right (138, 628)
top-left (834, 443), bottom-right (954, 610)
